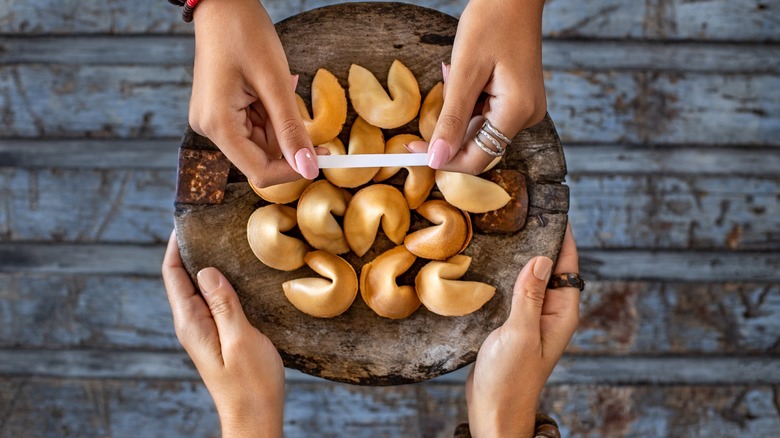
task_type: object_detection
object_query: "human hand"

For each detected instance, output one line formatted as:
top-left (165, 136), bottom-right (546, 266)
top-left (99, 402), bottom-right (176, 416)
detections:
top-left (162, 231), bottom-right (285, 438)
top-left (408, 0), bottom-right (546, 175)
top-left (189, 0), bottom-right (319, 187)
top-left (466, 223), bottom-right (580, 437)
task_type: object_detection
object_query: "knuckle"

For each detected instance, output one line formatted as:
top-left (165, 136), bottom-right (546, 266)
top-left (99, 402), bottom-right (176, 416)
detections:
top-left (250, 175), bottom-right (269, 188)
top-left (208, 294), bottom-right (236, 318)
top-left (276, 117), bottom-right (307, 144)
top-left (437, 112), bottom-right (467, 134)
top-left (523, 284), bottom-right (546, 307)
top-left (173, 322), bottom-right (196, 347)
top-left (509, 92), bottom-right (547, 129)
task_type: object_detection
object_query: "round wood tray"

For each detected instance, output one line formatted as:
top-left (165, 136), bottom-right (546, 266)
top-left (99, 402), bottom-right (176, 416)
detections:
top-left (174, 2), bottom-right (569, 385)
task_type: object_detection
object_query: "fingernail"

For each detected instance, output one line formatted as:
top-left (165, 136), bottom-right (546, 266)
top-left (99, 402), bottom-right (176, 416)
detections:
top-left (197, 268), bottom-right (222, 294)
top-left (441, 62), bottom-right (449, 83)
top-left (533, 257), bottom-right (553, 281)
top-left (428, 139), bottom-right (450, 168)
top-left (295, 148), bottom-right (319, 179)
top-left (292, 74), bottom-right (299, 92)
top-left (403, 143), bottom-right (413, 153)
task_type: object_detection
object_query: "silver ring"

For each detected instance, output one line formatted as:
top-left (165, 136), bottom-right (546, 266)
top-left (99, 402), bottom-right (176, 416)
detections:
top-left (479, 127), bottom-right (503, 151)
top-left (473, 119), bottom-right (510, 157)
top-left (483, 119), bottom-right (512, 144)
top-left (474, 135), bottom-right (504, 157)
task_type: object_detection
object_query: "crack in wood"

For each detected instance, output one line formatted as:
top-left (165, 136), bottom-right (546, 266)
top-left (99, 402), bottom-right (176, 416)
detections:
top-left (0, 377), bottom-right (29, 434)
top-left (91, 170), bottom-right (131, 241)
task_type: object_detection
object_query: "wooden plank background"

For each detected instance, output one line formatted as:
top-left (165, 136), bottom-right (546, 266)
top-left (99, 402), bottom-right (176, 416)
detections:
top-left (0, 0), bottom-right (778, 436)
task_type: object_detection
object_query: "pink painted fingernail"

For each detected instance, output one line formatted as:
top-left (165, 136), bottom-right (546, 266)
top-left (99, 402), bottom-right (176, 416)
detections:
top-left (403, 143), bottom-right (413, 152)
top-left (197, 267), bottom-right (222, 294)
top-left (292, 74), bottom-right (299, 92)
top-left (427, 139), bottom-right (450, 168)
top-left (533, 257), bottom-right (553, 281)
top-left (295, 148), bottom-right (319, 179)
top-left (441, 62), bottom-right (449, 83)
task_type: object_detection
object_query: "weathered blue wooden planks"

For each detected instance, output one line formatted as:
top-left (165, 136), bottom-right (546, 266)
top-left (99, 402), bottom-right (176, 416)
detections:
top-left (3, 274), bottom-right (778, 355)
top-left (0, 377), bottom-right (778, 437)
top-left (2, 66), bottom-right (778, 144)
top-left (2, 0), bottom-right (778, 41)
top-left (0, 0), bottom-right (778, 435)
top-left (5, 37), bottom-right (780, 73)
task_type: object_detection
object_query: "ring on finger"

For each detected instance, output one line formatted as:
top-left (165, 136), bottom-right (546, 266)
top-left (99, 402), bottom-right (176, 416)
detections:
top-left (473, 119), bottom-right (511, 157)
top-left (547, 273), bottom-right (586, 291)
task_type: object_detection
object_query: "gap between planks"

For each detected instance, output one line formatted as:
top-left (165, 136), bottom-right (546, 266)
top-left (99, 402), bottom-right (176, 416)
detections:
top-left (1, 243), bottom-right (779, 281)
top-left (1, 36), bottom-right (779, 73)
top-left (1, 349), bottom-right (778, 385)
top-left (2, 140), bottom-right (779, 176)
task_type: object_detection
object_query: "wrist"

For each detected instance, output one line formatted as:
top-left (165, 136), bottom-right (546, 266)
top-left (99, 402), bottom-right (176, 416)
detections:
top-left (218, 403), bottom-right (283, 438)
top-left (468, 390), bottom-right (540, 437)
top-left (470, 407), bottom-right (536, 438)
top-left (192, 0), bottom-right (263, 26)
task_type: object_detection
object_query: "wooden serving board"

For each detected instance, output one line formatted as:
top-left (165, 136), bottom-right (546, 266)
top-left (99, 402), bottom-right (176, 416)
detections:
top-left (174, 2), bottom-right (569, 385)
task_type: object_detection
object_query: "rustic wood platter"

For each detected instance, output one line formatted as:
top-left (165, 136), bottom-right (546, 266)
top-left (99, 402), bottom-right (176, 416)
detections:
top-left (174, 2), bottom-right (569, 385)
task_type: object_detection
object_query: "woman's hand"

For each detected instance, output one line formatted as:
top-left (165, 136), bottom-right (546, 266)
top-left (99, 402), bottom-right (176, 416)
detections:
top-left (466, 223), bottom-right (580, 437)
top-left (162, 231), bottom-right (285, 438)
top-left (409, 0), bottom-right (547, 175)
top-left (189, 0), bottom-right (319, 187)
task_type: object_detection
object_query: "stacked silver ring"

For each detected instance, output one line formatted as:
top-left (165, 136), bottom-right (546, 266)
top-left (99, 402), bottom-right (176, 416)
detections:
top-left (474, 120), bottom-right (512, 157)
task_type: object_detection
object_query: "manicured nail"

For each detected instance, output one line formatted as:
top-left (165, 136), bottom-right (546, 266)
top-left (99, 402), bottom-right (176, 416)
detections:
top-left (533, 257), bottom-right (553, 281)
top-left (295, 148), bottom-right (319, 179)
top-left (427, 139), bottom-right (450, 168)
top-left (403, 143), bottom-right (413, 152)
top-left (197, 267), bottom-right (222, 294)
top-left (292, 74), bottom-right (299, 92)
top-left (441, 62), bottom-right (449, 83)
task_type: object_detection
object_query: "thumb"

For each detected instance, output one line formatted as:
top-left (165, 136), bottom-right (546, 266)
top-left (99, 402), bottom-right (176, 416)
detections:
top-left (196, 267), bottom-right (252, 345)
top-left (427, 61), bottom-right (488, 169)
top-left (507, 256), bottom-right (553, 330)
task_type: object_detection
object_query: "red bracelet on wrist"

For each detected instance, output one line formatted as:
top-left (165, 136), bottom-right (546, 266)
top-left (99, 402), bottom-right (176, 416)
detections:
top-left (182, 0), bottom-right (202, 23)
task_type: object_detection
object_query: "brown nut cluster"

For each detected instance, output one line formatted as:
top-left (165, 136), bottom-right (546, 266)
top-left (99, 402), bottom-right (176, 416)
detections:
top-left (246, 63), bottom-right (527, 319)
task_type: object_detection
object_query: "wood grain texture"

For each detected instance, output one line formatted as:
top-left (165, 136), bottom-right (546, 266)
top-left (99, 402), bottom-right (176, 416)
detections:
top-left (3, 65), bottom-right (777, 145)
top-left (5, 36), bottom-right (780, 73)
top-left (0, 274), bottom-right (180, 350)
top-left (0, 139), bottom-right (180, 169)
top-left (0, 168), bottom-right (176, 244)
top-left (545, 71), bottom-right (780, 146)
top-left (3, 350), bottom-right (780, 385)
top-left (0, 65), bottom-right (192, 138)
top-left (1, 378), bottom-right (779, 437)
top-left (564, 145), bottom-right (780, 176)
top-left (3, 244), bottom-right (780, 281)
top-left (569, 174), bottom-right (780, 250)
top-left (2, 0), bottom-right (778, 42)
top-left (542, 0), bottom-right (780, 42)
top-left (538, 385), bottom-right (780, 437)
top-left (2, 274), bottom-right (778, 355)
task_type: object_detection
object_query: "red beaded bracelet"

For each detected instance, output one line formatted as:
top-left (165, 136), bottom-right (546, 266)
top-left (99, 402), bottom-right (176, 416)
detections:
top-left (182, 0), bottom-right (202, 23)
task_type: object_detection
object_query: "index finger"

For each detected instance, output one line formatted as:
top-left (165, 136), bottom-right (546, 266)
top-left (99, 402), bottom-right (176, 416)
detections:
top-left (541, 221), bottom-right (581, 318)
top-left (162, 230), bottom-right (198, 307)
top-left (161, 230), bottom-right (219, 360)
top-left (554, 221), bottom-right (579, 275)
